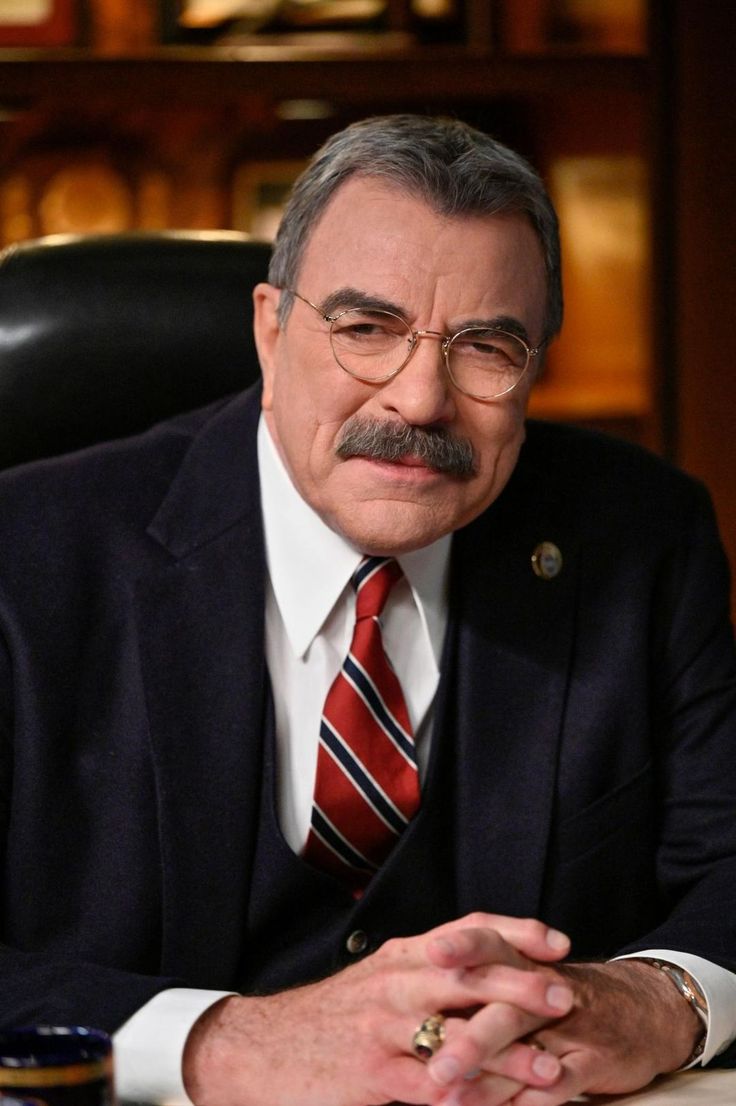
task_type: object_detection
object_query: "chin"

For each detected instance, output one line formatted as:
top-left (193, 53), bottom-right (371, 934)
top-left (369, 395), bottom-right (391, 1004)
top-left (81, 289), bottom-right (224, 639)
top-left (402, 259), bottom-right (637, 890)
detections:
top-left (331, 502), bottom-right (459, 556)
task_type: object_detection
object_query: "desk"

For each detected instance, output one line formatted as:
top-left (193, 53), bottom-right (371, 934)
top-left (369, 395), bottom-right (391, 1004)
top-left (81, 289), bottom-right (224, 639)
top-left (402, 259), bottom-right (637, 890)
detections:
top-left (595, 1070), bottom-right (736, 1103)
top-left (119, 1072), bottom-right (736, 1106)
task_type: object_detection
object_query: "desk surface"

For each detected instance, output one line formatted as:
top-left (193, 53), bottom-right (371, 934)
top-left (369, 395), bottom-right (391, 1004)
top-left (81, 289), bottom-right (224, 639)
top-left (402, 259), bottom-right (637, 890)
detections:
top-left (120, 1070), bottom-right (736, 1106)
top-left (119, 1070), bottom-right (736, 1106)
top-left (595, 1069), bottom-right (736, 1103)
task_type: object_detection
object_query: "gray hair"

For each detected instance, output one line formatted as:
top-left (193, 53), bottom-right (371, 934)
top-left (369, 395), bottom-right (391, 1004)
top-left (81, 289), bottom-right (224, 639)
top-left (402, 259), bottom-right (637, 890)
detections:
top-left (268, 114), bottom-right (562, 341)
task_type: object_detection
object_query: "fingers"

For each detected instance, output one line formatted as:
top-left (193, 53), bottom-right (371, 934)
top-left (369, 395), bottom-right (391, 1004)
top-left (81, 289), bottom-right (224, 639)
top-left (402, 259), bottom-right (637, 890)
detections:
top-left (378, 945), bottom-right (571, 1032)
top-left (438, 1072), bottom-right (525, 1106)
top-left (510, 1050), bottom-right (594, 1106)
top-left (420, 922), bottom-right (574, 1025)
top-left (412, 923), bottom-right (574, 1106)
top-left (389, 1015), bottom-right (561, 1106)
top-left (333, 915), bottom-right (574, 1106)
top-left (430, 914), bottom-right (570, 966)
top-left (386, 1054), bottom-right (525, 1106)
top-left (429, 1047), bottom-right (584, 1106)
top-left (424, 1005), bottom-right (565, 1091)
top-left (429, 1025), bottom-right (563, 1089)
top-left (439, 960), bottom-right (573, 1022)
top-left (426, 925), bottom-right (571, 994)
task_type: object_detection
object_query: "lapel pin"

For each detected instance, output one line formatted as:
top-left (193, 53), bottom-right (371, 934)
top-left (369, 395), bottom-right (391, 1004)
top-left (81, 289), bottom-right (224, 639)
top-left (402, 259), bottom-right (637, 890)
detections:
top-left (532, 541), bottom-right (563, 580)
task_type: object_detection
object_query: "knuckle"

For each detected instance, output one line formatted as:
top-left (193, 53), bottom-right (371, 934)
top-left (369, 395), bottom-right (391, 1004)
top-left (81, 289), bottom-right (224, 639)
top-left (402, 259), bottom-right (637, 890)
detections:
top-left (529, 965), bottom-right (559, 996)
top-left (377, 935), bottom-right (405, 961)
top-left (493, 1001), bottom-right (533, 1041)
top-left (488, 964), bottom-right (545, 1005)
top-left (465, 911), bottom-right (492, 929)
top-left (517, 917), bottom-right (546, 942)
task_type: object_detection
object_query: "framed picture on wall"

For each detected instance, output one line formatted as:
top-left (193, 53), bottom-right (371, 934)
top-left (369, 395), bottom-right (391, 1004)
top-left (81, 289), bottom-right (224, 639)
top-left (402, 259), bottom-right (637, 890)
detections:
top-left (0, 0), bottom-right (77, 46)
top-left (232, 160), bottom-right (307, 241)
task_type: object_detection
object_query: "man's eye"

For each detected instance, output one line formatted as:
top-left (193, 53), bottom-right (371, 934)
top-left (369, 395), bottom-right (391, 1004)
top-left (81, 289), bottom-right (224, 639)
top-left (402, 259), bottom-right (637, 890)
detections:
top-left (343, 323), bottom-right (387, 337)
top-left (333, 313), bottom-right (405, 344)
top-left (453, 332), bottom-right (525, 369)
top-left (455, 337), bottom-right (507, 357)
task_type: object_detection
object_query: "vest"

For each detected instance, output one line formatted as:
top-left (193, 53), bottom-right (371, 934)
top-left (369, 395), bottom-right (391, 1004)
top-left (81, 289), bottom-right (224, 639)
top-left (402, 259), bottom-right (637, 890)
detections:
top-left (238, 635), bottom-right (463, 992)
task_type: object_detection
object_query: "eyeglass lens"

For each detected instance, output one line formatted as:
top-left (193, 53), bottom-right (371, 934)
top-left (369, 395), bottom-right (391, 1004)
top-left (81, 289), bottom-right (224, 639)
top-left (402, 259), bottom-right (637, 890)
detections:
top-left (329, 309), bottom-right (529, 399)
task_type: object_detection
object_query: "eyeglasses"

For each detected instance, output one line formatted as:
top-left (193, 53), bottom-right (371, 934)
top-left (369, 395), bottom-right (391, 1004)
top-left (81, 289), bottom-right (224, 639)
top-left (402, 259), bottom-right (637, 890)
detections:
top-left (285, 290), bottom-right (541, 401)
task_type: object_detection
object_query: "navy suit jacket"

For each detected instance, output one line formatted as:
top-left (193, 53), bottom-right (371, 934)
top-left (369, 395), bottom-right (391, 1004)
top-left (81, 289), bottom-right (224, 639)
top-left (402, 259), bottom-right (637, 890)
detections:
top-left (1, 385), bottom-right (735, 1062)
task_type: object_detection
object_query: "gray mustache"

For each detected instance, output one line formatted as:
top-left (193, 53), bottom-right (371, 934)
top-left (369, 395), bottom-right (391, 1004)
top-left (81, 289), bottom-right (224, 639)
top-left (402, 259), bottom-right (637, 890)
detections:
top-left (335, 417), bottom-right (476, 478)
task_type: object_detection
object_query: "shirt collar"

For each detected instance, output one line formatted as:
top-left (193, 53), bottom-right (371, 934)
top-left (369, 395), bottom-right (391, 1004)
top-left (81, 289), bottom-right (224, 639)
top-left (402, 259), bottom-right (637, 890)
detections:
top-left (257, 416), bottom-right (451, 663)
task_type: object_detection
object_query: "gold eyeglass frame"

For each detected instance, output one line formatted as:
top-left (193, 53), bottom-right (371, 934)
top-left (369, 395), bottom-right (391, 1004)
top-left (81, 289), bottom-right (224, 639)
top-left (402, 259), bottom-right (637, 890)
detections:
top-left (285, 289), bottom-right (541, 401)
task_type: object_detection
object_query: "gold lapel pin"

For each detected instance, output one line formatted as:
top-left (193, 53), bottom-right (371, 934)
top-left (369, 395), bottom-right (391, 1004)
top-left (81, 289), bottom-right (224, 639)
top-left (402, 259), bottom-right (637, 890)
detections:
top-left (532, 541), bottom-right (563, 580)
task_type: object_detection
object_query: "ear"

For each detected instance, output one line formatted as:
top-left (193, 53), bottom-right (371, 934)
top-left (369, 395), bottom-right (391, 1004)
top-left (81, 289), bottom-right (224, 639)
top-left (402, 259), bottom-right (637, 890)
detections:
top-left (252, 282), bottom-right (282, 411)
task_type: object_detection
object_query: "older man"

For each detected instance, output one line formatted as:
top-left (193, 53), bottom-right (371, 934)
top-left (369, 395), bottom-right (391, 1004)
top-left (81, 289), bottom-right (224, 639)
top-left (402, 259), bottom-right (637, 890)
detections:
top-left (1, 115), bottom-right (735, 1106)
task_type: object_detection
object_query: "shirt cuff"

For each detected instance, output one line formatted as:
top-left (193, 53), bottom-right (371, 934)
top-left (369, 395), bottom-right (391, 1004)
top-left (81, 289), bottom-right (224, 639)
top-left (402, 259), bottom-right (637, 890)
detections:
top-left (113, 987), bottom-right (236, 1104)
top-left (614, 948), bottom-right (736, 1066)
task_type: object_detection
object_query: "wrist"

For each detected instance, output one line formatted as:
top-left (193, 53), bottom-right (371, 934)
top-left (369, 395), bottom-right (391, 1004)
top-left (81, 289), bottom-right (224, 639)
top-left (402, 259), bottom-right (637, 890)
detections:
top-left (624, 958), bottom-right (707, 1069)
top-left (183, 994), bottom-right (243, 1105)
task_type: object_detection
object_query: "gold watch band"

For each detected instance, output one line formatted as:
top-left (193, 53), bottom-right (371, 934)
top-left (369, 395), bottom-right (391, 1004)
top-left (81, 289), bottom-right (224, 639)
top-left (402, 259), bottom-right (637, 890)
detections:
top-left (638, 958), bottom-right (708, 1065)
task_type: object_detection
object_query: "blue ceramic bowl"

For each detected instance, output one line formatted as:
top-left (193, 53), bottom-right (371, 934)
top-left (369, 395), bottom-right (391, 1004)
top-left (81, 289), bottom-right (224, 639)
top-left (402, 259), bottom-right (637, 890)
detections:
top-left (0, 1028), bottom-right (113, 1105)
top-left (0, 1026), bottom-right (111, 1067)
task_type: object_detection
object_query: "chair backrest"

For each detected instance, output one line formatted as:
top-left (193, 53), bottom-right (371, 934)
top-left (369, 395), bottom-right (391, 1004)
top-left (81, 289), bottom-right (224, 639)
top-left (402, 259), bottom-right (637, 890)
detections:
top-left (0, 230), bottom-right (272, 470)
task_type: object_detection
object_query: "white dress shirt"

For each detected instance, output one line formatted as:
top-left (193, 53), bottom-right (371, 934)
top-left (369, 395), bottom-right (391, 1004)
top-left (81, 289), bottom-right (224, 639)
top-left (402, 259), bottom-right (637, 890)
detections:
top-left (114, 416), bottom-right (736, 1103)
top-left (259, 411), bottom-right (451, 851)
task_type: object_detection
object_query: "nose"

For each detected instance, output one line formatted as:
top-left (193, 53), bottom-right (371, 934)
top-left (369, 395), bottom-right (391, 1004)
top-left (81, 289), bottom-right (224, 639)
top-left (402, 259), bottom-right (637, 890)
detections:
top-left (376, 331), bottom-right (456, 427)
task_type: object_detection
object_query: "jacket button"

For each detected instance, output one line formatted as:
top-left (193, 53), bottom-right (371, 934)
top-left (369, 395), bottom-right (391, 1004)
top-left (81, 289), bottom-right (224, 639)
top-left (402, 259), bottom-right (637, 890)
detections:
top-left (346, 929), bottom-right (368, 955)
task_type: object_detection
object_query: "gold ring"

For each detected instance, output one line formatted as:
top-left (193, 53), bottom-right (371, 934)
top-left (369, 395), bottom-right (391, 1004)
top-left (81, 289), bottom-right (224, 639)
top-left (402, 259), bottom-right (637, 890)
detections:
top-left (412, 1013), bottom-right (446, 1060)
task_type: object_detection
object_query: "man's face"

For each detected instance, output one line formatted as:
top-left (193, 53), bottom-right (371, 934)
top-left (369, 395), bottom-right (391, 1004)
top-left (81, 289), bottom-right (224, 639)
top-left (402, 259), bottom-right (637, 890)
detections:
top-left (254, 176), bottom-right (548, 555)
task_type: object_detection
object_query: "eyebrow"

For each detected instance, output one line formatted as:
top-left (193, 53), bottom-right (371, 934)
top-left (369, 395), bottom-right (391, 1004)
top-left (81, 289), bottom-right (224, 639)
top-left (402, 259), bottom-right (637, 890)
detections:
top-left (459, 315), bottom-right (532, 345)
top-left (320, 287), bottom-right (406, 317)
top-left (319, 287), bottom-right (532, 345)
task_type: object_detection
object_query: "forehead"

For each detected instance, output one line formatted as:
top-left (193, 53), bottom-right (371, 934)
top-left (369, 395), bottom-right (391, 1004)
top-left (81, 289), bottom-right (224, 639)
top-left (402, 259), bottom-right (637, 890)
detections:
top-left (296, 176), bottom-right (547, 333)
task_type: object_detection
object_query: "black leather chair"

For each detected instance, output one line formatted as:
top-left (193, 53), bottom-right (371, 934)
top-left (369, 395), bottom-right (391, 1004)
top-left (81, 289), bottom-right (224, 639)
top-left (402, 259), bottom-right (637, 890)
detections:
top-left (0, 231), bottom-right (272, 470)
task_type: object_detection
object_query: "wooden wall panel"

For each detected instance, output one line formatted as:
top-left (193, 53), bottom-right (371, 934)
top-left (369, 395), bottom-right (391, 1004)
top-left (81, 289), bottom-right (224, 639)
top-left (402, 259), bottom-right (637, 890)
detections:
top-left (671, 1), bottom-right (736, 619)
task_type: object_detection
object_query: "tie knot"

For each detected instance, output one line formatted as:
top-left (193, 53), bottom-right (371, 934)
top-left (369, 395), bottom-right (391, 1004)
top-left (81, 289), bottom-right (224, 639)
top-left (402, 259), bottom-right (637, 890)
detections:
top-left (353, 557), bottom-right (403, 621)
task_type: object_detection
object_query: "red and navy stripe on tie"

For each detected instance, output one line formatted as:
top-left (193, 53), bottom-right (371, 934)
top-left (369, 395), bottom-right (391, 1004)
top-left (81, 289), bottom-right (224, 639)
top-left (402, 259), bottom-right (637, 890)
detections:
top-left (302, 556), bottom-right (420, 891)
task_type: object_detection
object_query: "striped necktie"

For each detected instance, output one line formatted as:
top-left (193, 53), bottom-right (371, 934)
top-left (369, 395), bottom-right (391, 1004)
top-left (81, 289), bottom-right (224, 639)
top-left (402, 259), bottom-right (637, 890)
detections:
top-left (302, 556), bottom-right (420, 892)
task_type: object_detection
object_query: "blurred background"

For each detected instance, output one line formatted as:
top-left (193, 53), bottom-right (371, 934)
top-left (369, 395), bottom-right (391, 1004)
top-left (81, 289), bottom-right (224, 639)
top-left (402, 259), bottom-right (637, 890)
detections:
top-left (0, 0), bottom-right (734, 612)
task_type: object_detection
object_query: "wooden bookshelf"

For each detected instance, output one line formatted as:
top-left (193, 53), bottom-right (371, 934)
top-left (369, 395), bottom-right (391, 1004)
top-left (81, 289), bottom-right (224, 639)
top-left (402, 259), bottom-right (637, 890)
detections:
top-left (0, 1), bottom-right (734, 610)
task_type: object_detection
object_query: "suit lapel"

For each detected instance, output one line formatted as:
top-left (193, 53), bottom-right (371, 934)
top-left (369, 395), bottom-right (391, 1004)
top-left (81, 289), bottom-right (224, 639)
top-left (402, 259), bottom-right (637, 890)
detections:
top-left (131, 397), bottom-right (581, 974)
top-left (135, 390), bottom-right (268, 985)
top-left (449, 439), bottom-right (580, 922)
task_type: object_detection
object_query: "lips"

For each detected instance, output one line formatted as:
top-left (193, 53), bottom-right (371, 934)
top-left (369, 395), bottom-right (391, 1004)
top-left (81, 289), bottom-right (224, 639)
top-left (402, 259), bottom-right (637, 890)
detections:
top-left (388, 453), bottom-right (430, 468)
top-left (349, 453), bottom-right (443, 480)
top-left (346, 450), bottom-right (434, 469)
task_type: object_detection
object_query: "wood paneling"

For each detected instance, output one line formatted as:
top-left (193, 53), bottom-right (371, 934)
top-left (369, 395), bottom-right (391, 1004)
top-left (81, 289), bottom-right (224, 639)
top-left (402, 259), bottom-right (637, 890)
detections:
top-left (670, 1), bottom-right (736, 618)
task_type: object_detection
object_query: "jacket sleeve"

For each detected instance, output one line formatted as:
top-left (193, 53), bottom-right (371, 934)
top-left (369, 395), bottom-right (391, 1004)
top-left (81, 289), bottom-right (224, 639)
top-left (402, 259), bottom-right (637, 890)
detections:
top-left (0, 625), bottom-right (186, 1033)
top-left (621, 481), bottom-right (736, 957)
top-left (616, 481), bottom-right (736, 1065)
